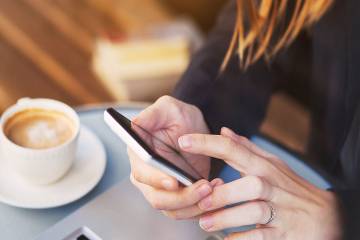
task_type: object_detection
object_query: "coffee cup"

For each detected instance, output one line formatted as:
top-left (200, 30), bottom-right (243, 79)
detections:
top-left (0, 98), bottom-right (80, 185)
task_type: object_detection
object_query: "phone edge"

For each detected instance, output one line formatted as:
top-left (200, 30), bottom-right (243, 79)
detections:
top-left (103, 110), bottom-right (194, 186)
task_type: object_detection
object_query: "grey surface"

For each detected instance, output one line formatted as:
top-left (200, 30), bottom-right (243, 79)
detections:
top-left (36, 179), bottom-right (222, 240)
top-left (0, 107), bottom-right (141, 240)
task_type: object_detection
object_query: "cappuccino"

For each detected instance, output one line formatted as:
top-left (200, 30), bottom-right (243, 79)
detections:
top-left (4, 108), bottom-right (75, 149)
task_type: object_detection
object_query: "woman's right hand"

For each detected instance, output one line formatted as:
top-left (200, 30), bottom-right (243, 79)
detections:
top-left (128, 96), bottom-right (222, 219)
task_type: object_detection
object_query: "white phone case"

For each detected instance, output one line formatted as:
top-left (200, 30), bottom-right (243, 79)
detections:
top-left (104, 111), bottom-right (193, 186)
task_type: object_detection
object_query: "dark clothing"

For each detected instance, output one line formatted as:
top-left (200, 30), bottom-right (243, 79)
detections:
top-left (173, 0), bottom-right (360, 239)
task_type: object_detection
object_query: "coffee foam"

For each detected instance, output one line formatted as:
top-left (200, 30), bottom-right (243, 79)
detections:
top-left (4, 109), bottom-right (75, 149)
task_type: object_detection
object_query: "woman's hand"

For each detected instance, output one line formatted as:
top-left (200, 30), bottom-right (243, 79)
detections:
top-left (128, 96), bottom-right (219, 219)
top-left (177, 127), bottom-right (342, 240)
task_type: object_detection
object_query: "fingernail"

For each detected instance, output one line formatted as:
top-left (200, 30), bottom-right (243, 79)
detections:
top-left (198, 196), bottom-right (212, 210)
top-left (178, 136), bottom-right (191, 149)
top-left (220, 126), bottom-right (228, 132)
top-left (210, 178), bottom-right (223, 187)
top-left (222, 127), bottom-right (235, 137)
top-left (197, 184), bottom-right (212, 198)
top-left (162, 179), bottom-right (174, 190)
top-left (199, 216), bottom-right (214, 230)
top-left (210, 179), bottom-right (218, 187)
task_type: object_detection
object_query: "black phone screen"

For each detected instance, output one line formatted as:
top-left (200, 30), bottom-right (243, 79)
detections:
top-left (106, 108), bottom-right (204, 183)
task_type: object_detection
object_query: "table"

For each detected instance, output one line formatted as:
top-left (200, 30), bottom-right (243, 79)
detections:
top-left (0, 105), bottom-right (330, 240)
top-left (0, 105), bottom-right (140, 240)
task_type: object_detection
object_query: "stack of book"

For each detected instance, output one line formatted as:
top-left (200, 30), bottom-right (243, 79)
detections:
top-left (92, 20), bottom-right (203, 101)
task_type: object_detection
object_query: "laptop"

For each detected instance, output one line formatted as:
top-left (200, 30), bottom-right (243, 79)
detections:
top-left (35, 178), bottom-right (224, 240)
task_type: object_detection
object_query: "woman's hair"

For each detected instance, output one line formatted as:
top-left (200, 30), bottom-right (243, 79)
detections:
top-left (222, 0), bottom-right (333, 70)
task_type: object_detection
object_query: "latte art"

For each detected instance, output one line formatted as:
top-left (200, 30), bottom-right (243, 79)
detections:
top-left (4, 109), bottom-right (75, 149)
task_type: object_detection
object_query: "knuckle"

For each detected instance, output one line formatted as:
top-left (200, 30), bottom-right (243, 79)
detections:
top-left (195, 179), bottom-right (209, 186)
top-left (157, 95), bottom-right (173, 103)
top-left (183, 180), bottom-right (208, 203)
top-left (166, 210), bottom-right (183, 220)
top-left (249, 156), bottom-right (271, 176)
top-left (162, 210), bottom-right (177, 219)
top-left (160, 96), bottom-right (182, 114)
top-left (171, 213), bottom-right (183, 220)
top-left (148, 195), bottom-right (164, 210)
top-left (158, 96), bottom-right (181, 110)
top-left (219, 138), bottom-right (238, 159)
top-left (237, 136), bottom-right (249, 144)
top-left (144, 191), bottom-right (160, 208)
top-left (131, 170), bottom-right (142, 183)
top-left (223, 137), bottom-right (238, 152)
top-left (190, 105), bottom-right (201, 115)
top-left (248, 176), bottom-right (266, 199)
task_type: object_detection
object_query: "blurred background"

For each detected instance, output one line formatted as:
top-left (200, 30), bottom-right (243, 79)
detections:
top-left (0, 0), bottom-right (309, 157)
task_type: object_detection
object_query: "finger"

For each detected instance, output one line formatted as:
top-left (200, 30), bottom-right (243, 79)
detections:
top-left (220, 127), bottom-right (276, 159)
top-left (226, 228), bottom-right (278, 240)
top-left (199, 201), bottom-right (279, 231)
top-left (210, 178), bottom-right (224, 187)
top-left (198, 176), bottom-right (276, 211)
top-left (128, 148), bottom-right (179, 191)
top-left (131, 176), bottom-right (213, 210)
top-left (133, 96), bottom-right (179, 131)
top-left (178, 134), bottom-right (264, 174)
top-left (132, 100), bottom-right (164, 130)
top-left (220, 128), bottom-right (314, 191)
top-left (162, 204), bottom-right (205, 220)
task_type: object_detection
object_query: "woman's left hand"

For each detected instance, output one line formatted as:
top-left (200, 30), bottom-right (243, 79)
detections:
top-left (176, 127), bottom-right (342, 240)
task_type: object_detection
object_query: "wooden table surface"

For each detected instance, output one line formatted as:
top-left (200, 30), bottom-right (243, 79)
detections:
top-left (0, 0), bottom-right (172, 112)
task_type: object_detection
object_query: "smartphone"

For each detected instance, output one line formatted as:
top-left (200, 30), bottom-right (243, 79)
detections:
top-left (104, 108), bottom-right (204, 186)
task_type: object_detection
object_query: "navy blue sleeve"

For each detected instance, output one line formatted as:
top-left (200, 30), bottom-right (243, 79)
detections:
top-left (173, 0), bottom-right (280, 137)
top-left (336, 103), bottom-right (360, 240)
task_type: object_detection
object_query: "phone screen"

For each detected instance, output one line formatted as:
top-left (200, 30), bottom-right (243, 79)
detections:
top-left (106, 108), bottom-right (204, 182)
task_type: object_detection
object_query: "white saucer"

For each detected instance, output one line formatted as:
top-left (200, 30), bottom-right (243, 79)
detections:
top-left (0, 126), bottom-right (106, 209)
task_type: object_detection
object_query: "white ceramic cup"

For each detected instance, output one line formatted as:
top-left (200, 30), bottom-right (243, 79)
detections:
top-left (0, 98), bottom-right (80, 185)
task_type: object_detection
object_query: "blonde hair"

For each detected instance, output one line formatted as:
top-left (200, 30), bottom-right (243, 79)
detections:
top-left (222, 0), bottom-right (333, 70)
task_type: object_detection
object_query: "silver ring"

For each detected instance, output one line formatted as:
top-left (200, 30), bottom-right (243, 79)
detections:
top-left (264, 202), bottom-right (276, 225)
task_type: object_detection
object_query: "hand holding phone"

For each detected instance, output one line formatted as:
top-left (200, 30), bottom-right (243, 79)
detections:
top-left (104, 96), bottom-right (209, 186)
top-left (104, 97), bottom-right (224, 220)
top-left (105, 107), bottom-right (204, 185)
